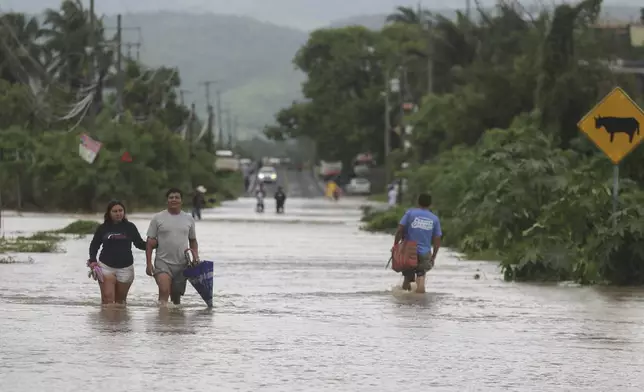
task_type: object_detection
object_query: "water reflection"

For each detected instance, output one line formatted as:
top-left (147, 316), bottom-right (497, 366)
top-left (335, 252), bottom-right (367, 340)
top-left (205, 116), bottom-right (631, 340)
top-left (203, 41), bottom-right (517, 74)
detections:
top-left (89, 306), bottom-right (132, 333)
top-left (147, 307), bottom-right (202, 335)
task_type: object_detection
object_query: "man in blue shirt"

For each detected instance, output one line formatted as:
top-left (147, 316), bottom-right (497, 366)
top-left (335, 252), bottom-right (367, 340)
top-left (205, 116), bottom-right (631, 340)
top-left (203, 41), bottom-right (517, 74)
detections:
top-left (392, 193), bottom-right (442, 293)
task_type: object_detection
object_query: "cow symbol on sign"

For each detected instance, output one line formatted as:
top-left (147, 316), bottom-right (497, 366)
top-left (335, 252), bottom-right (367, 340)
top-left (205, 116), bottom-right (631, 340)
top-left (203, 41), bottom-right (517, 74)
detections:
top-left (594, 116), bottom-right (640, 143)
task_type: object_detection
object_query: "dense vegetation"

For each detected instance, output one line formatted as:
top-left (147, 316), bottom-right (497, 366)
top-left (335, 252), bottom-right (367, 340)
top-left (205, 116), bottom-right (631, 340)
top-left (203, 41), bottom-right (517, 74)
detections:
top-left (267, 1), bottom-right (644, 285)
top-left (0, 1), bottom-right (243, 212)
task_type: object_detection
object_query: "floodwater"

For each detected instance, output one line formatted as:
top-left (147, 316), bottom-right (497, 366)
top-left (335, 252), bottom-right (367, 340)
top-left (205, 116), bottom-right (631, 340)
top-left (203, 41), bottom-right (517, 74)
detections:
top-left (1, 196), bottom-right (644, 392)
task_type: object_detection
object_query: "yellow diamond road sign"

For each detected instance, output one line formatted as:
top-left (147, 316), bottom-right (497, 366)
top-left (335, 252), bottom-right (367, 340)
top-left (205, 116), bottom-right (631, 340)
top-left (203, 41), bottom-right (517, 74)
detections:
top-left (578, 87), bottom-right (644, 164)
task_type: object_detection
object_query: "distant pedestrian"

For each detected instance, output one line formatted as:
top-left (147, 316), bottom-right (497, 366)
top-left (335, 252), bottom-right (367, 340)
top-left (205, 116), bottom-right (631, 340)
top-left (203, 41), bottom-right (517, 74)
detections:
top-left (274, 186), bottom-right (286, 213)
top-left (192, 185), bottom-right (206, 220)
top-left (388, 184), bottom-right (397, 207)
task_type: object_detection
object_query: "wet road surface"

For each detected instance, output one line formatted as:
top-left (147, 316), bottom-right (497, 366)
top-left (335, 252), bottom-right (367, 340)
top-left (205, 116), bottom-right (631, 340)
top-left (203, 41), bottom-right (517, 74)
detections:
top-left (1, 197), bottom-right (644, 391)
top-left (247, 167), bottom-right (324, 198)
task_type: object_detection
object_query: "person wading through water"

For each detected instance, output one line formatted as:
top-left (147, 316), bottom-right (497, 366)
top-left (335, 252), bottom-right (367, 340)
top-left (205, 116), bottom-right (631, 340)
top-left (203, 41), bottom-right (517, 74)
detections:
top-left (88, 200), bottom-right (146, 304)
top-left (192, 185), bottom-right (206, 220)
top-left (274, 186), bottom-right (286, 213)
top-left (392, 193), bottom-right (442, 294)
top-left (146, 188), bottom-right (199, 305)
top-left (255, 183), bottom-right (266, 212)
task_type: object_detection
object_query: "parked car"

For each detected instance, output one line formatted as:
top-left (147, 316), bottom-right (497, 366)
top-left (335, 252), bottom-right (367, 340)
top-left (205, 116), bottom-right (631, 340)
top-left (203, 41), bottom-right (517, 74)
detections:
top-left (346, 177), bottom-right (371, 195)
top-left (257, 166), bottom-right (278, 183)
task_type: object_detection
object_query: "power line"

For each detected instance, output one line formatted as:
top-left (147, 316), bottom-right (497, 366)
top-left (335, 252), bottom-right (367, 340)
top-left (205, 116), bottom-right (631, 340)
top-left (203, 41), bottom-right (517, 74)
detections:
top-left (216, 90), bottom-right (224, 146)
top-left (87, 0), bottom-right (96, 127)
top-left (198, 80), bottom-right (218, 107)
top-left (124, 42), bottom-right (141, 61)
top-left (178, 89), bottom-right (191, 106)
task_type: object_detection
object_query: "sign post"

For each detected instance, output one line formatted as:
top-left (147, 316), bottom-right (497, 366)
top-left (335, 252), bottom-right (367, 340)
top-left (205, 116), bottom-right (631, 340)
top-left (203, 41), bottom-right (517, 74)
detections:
top-left (577, 87), bottom-right (644, 227)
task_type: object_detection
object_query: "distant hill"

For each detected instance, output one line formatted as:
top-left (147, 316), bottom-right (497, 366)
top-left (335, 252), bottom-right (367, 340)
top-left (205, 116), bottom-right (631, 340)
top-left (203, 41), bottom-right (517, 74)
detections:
top-left (328, 5), bottom-right (642, 30)
top-left (101, 12), bottom-right (307, 139)
top-left (14, 1), bottom-right (642, 30)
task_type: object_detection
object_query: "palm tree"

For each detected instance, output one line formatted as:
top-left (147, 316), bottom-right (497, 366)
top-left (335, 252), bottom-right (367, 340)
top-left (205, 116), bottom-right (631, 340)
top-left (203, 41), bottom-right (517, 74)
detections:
top-left (386, 6), bottom-right (432, 28)
top-left (0, 13), bottom-right (45, 84)
top-left (42, 0), bottom-right (114, 112)
top-left (42, 0), bottom-right (93, 89)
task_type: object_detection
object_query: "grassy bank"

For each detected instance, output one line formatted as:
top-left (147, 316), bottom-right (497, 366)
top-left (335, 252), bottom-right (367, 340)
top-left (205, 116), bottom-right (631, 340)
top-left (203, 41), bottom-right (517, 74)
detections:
top-left (0, 219), bottom-right (100, 256)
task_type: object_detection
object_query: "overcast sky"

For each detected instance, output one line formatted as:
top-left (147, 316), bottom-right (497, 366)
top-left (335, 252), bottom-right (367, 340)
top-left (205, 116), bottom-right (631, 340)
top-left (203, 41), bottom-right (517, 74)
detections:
top-left (1, 0), bottom-right (640, 30)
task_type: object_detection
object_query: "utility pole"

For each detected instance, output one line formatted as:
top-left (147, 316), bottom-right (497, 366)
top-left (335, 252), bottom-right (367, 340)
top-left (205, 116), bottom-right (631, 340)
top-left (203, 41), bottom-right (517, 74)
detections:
top-left (397, 66), bottom-right (408, 206)
top-left (205, 104), bottom-right (215, 153)
top-left (426, 39), bottom-right (434, 95)
top-left (384, 67), bottom-right (391, 188)
top-left (115, 14), bottom-right (124, 118)
top-left (216, 90), bottom-right (224, 148)
top-left (418, 3), bottom-right (433, 95)
top-left (105, 24), bottom-right (141, 61)
top-left (87, 0), bottom-right (96, 127)
top-left (226, 109), bottom-right (233, 149)
top-left (124, 42), bottom-right (142, 61)
top-left (199, 80), bottom-right (217, 151)
top-left (199, 80), bottom-right (217, 106)
top-left (179, 89), bottom-right (191, 106)
top-left (232, 116), bottom-right (238, 147)
top-left (188, 103), bottom-right (196, 157)
top-left (221, 108), bottom-right (231, 149)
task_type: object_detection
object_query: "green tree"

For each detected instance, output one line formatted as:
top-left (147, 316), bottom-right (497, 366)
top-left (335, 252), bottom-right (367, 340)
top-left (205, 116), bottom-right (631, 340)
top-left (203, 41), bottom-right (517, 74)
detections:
top-left (0, 3), bottom-right (242, 212)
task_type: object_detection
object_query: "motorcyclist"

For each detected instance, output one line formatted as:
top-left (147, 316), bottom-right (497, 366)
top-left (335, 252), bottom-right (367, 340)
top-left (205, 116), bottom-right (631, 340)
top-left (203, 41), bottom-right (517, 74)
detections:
top-left (274, 186), bottom-right (286, 213)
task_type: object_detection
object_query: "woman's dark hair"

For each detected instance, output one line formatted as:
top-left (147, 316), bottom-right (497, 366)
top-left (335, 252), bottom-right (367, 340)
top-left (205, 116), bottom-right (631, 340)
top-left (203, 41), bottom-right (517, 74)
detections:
top-left (104, 200), bottom-right (128, 224)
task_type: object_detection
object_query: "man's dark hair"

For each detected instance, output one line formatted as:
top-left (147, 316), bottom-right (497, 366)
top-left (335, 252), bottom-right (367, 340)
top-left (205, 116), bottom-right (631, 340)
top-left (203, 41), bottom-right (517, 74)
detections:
top-left (166, 188), bottom-right (183, 198)
top-left (418, 193), bottom-right (432, 208)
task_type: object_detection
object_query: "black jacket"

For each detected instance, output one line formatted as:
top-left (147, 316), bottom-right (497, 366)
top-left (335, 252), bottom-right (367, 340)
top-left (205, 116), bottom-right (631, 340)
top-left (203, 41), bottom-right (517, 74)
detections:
top-left (193, 192), bottom-right (206, 208)
top-left (88, 220), bottom-right (146, 269)
top-left (274, 191), bottom-right (286, 203)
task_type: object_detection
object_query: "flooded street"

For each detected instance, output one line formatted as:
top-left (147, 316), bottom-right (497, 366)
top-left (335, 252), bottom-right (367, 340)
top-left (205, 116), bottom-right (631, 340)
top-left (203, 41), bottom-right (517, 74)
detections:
top-left (1, 197), bottom-right (644, 391)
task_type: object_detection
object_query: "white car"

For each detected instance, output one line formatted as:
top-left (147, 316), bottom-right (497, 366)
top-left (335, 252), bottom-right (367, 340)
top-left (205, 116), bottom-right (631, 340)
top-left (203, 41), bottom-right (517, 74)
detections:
top-left (346, 177), bottom-right (371, 195)
top-left (257, 166), bottom-right (278, 183)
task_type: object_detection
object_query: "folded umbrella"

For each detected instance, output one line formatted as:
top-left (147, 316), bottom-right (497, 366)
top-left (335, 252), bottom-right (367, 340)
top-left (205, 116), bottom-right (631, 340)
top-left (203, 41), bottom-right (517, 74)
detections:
top-left (183, 260), bottom-right (214, 307)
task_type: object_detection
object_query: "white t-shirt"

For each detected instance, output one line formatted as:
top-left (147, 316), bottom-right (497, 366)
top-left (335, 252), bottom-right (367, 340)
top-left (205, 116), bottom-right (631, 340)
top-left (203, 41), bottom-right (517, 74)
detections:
top-left (256, 191), bottom-right (265, 202)
top-left (388, 188), bottom-right (397, 206)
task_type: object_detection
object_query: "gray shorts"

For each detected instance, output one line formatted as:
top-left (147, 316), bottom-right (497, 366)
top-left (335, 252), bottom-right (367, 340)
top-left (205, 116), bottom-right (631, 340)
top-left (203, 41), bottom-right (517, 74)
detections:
top-left (154, 260), bottom-right (187, 296)
top-left (402, 252), bottom-right (434, 280)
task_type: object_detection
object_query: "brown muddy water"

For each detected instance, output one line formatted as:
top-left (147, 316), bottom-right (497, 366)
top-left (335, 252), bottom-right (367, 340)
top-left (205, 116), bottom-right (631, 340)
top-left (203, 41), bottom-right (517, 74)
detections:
top-left (1, 197), bottom-right (643, 391)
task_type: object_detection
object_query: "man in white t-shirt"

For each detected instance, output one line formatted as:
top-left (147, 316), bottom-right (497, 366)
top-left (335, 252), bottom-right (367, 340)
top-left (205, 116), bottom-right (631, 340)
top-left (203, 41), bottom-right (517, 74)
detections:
top-left (146, 188), bottom-right (199, 305)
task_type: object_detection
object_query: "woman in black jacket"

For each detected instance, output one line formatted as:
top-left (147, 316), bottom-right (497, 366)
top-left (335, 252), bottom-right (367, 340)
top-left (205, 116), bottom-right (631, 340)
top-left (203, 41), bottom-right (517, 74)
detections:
top-left (88, 200), bottom-right (146, 304)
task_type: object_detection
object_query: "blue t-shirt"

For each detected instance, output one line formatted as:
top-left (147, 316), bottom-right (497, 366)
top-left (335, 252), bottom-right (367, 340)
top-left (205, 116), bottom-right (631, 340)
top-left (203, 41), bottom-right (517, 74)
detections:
top-left (399, 208), bottom-right (442, 256)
